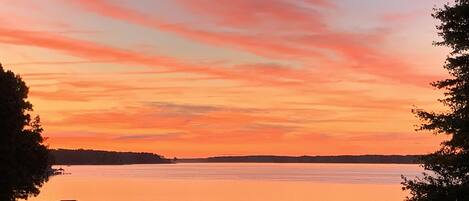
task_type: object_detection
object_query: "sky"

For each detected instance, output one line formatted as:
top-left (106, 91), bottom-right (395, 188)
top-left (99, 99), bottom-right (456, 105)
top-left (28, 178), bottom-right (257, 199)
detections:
top-left (0, 0), bottom-right (451, 157)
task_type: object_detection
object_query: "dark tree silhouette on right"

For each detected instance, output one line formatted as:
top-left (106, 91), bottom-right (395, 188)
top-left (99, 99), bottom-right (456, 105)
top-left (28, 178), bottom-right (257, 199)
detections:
top-left (401, 0), bottom-right (469, 200)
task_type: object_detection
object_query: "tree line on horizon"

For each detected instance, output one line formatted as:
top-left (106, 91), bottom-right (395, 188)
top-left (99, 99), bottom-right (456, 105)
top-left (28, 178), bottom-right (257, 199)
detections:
top-left (49, 149), bottom-right (421, 164)
top-left (50, 149), bottom-right (172, 165)
top-left (0, 0), bottom-right (468, 201)
top-left (180, 155), bottom-right (421, 164)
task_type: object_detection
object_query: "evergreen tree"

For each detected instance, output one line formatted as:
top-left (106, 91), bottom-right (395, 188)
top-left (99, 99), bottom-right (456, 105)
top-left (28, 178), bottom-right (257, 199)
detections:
top-left (402, 0), bottom-right (469, 200)
top-left (0, 64), bottom-right (51, 201)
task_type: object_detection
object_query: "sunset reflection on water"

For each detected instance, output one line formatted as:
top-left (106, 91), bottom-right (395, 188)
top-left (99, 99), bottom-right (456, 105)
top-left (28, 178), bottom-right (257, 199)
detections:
top-left (27, 163), bottom-right (421, 201)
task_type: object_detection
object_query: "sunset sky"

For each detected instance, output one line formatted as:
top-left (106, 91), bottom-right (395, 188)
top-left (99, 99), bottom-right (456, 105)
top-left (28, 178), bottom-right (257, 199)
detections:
top-left (1, 0), bottom-right (450, 157)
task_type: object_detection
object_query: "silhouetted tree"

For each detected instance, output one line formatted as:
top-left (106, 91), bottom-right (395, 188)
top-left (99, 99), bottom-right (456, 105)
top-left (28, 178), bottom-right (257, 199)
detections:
top-left (402, 1), bottom-right (469, 200)
top-left (0, 64), bottom-right (51, 201)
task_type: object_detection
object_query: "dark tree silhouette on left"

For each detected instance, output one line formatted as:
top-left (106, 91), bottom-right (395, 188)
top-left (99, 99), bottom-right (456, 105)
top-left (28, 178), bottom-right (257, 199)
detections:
top-left (0, 64), bottom-right (51, 201)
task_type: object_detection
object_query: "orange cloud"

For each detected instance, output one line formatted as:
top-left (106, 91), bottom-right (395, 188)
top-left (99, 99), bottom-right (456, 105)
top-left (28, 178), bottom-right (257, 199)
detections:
top-left (0, 27), bottom-right (326, 89)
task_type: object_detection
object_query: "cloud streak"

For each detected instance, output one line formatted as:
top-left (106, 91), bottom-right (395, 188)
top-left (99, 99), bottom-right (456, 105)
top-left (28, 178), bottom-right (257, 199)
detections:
top-left (72, 0), bottom-right (441, 85)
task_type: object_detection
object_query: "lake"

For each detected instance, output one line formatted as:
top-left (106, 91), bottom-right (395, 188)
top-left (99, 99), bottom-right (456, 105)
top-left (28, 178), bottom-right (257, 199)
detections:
top-left (26, 163), bottom-right (422, 201)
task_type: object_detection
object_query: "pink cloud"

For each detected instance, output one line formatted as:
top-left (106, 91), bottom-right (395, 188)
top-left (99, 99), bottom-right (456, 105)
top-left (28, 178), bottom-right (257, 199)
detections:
top-left (71, 0), bottom-right (441, 86)
top-left (173, 0), bottom-right (328, 31)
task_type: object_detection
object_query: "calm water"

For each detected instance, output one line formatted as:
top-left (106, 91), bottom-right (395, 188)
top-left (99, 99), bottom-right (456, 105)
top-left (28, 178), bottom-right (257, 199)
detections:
top-left (27, 163), bottom-right (422, 201)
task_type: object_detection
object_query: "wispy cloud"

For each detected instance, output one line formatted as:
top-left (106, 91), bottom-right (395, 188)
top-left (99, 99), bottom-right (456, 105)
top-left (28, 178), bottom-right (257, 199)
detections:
top-left (72, 0), bottom-right (441, 86)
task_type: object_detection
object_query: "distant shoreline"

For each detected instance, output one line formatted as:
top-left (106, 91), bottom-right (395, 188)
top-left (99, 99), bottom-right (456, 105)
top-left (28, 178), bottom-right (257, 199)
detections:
top-left (177, 155), bottom-right (421, 164)
top-left (50, 149), bottom-right (172, 165)
top-left (50, 149), bottom-right (421, 165)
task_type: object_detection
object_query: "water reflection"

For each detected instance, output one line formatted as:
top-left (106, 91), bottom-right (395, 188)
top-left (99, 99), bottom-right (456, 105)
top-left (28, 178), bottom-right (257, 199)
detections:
top-left (26, 163), bottom-right (422, 201)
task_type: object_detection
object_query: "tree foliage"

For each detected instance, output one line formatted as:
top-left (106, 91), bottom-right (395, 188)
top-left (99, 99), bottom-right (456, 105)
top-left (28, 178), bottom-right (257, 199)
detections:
top-left (0, 64), bottom-right (51, 201)
top-left (402, 1), bottom-right (469, 200)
